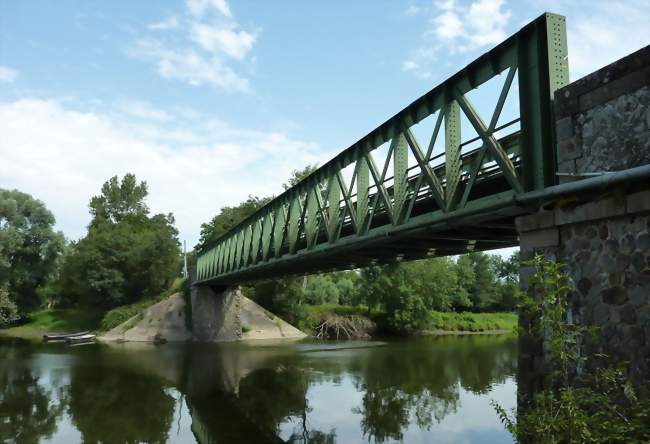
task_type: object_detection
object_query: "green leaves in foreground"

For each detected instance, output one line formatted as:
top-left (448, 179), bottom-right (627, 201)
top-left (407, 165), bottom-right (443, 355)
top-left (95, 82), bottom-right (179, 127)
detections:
top-left (493, 256), bottom-right (650, 443)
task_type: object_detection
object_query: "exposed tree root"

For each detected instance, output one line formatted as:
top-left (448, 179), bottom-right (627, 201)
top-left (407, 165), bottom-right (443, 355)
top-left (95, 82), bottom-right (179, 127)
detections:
top-left (315, 314), bottom-right (375, 340)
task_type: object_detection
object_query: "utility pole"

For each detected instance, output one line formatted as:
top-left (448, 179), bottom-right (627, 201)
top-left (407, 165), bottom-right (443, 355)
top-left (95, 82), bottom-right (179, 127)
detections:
top-left (183, 240), bottom-right (188, 279)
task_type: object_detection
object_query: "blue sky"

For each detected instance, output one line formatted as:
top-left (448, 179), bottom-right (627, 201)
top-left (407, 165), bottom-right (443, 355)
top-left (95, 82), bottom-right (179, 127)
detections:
top-left (1, 0), bottom-right (649, 248)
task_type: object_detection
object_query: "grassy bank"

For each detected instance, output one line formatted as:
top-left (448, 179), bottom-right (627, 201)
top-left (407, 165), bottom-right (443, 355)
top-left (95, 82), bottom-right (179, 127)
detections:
top-left (0, 278), bottom-right (187, 339)
top-left (298, 305), bottom-right (517, 336)
top-left (428, 311), bottom-right (517, 333)
top-left (0, 308), bottom-right (103, 339)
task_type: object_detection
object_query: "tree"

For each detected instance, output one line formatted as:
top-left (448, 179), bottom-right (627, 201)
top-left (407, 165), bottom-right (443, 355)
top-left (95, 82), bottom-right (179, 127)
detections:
top-left (196, 195), bottom-right (270, 251)
top-left (0, 189), bottom-right (65, 314)
top-left (456, 252), bottom-right (498, 311)
top-left (490, 252), bottom-right (519, 311)
top-left (58, 174), bottom-right (180, 309)
top-left (0, 287), bottom-right (18, 328)
top-left (401, 257), bottom-right (465, 312)
top-left (89, 174), bottom-right (148, 225)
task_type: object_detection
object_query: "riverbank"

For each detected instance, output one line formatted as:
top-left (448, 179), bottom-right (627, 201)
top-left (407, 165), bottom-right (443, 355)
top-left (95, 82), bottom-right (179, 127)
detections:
top-left (1, 301), bottom-right (518, 341)
top-left (0, 308), bottom-right (102, 339)
top-left (297, 304), bottom-right (517, 338)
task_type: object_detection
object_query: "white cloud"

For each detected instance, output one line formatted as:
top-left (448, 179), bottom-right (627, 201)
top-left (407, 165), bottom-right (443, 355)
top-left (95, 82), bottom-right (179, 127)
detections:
top-left (118, 99), bottom-right (171, 121)
top-left (403, 0), bottom-right (511, 79)
top-left (190, 23), bottom-right (256, 60)
top-left (148, 16), bottom-right (179, 31)
top-left (433, 11), bottom-right (464, 40)
top-left (430, 0), bottom-right (511, 51)
top-left (130, 39), bottom-right (250, 93)
top-left (403, 5), bottom-right (421, 16)
top-left (562, 0), bottom-right (650, 79)
top-left (187, 0), bottom-right (232, 18)
top-left (0, 66), bottom-right (18, 83)
top-left (0, 98), bottom-right (327, 247)
top-left (133, 0), bottom-right (257, 93)
top-left (402, 60), bottom-right (419, 72)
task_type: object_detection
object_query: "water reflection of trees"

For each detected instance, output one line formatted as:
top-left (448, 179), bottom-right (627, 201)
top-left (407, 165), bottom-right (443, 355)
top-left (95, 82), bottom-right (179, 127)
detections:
top-left (225, 335), bottom-right (516, 444)
top-left (348, 335), bottom-right (517, 442)
top-left (0, 368), bottom-right (67, 443)
top-left (0, 340), bottom-right (68, 444)
top-left (67, 363), bottom-right (175, 443)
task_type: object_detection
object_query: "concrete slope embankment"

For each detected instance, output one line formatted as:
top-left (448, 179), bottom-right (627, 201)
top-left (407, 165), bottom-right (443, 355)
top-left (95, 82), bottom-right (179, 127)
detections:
top-left (100, 292), bottom-right (305, 343)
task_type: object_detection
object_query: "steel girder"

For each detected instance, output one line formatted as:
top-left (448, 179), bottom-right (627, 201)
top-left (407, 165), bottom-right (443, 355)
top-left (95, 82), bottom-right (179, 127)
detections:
top-left (195, 13), bottom-right (569, 286)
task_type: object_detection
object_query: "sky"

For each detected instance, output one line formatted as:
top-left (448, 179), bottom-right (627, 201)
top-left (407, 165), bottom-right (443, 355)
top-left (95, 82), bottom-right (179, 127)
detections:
top-left (1, 0), bottom-right (649, 249)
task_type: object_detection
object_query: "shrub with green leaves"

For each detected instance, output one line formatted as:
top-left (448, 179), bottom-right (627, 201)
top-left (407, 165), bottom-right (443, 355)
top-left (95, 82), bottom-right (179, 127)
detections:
top-left (0, 287), bottom-right (19, 328)
top-left (493, 256), bottom-right (650, 443)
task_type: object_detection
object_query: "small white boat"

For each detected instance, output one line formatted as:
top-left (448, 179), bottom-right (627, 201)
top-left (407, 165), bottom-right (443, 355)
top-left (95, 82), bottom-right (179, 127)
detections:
top-left (65, 334), bottom-right (96, 344)
top-left (43, 331), bottom-right (90, 341)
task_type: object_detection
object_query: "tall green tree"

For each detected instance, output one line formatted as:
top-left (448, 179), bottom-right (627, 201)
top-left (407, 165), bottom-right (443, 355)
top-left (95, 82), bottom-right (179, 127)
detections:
top-left (457, 252), bottom-right (498, 311)
top-left (196, 195), bottom-right (270, 251)
top-left (59, 174), bottom-right (180, 309)
top-left (0, 189), bottom-right (64, 314)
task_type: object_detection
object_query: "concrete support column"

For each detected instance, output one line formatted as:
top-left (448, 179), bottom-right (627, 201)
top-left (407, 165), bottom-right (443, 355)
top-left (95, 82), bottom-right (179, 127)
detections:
top-left (190, 285), bottom-right (243, 342)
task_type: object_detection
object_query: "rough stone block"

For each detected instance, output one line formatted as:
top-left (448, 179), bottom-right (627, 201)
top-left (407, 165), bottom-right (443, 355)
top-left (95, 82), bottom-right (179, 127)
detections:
top-left (515, 210), bottom-right (555, 233)
top-left (556, 116), bottom-right (574, 141)
top-left (626, 189), bottom-right (650, 214)
top-left (601, 286), bottom-right (629, 305)
top-left (556, 197), bottom-right (626, 226)
top-left (621, 303), bottom-right (638, 324)
top-left (520, 228), bottom-right (560, 250)
top-left (557, 138), bottom-right (581, 162)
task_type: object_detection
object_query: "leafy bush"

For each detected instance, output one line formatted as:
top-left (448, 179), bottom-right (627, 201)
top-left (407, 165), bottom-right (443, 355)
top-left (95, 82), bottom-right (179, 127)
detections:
top-left (430, 311), bottom-right (517, 332)
top-left (0, 287), bottom-right (19, 328)
top-left (493, 256), bottom-right (650, 443)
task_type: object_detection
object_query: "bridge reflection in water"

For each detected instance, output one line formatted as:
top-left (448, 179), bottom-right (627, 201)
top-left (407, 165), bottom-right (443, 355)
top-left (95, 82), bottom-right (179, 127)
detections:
top-left (0, 336), bottom-right (517, 443)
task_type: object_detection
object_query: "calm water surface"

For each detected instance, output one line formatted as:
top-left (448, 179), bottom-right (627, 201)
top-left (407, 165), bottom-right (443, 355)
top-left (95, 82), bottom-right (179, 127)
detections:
top-left (0, 334), bottom-right (517, 443)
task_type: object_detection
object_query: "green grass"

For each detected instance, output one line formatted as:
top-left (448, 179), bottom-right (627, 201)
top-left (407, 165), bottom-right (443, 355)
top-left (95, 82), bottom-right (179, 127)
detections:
top-left (294, 304), bottom-right (517, 335)
top-left (0, 308), bottom-right (103, 339)
top-left (0, 278), bottom-right (188, 338)
top-left (429, 311), bottom-right (517, 333)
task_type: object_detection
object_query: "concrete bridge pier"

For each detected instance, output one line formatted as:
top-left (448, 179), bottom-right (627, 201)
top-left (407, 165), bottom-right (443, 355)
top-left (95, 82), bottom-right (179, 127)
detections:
top-left (517, 45), bottom-right (650, 397)
top-left (190, 285), bottom-right (243, 342)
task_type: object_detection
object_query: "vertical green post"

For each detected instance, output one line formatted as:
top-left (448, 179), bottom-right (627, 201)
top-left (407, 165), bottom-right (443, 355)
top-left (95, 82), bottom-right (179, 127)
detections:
top-left (261, 212), bottom-right (273, 261)
top-left (518, 13), bottom-right (569, 190)
top-left (251, 221), bottom-right (261, 264)
top-left (306, 186), bottom-right (319, 248)
top-left (327, 172), bottom-right (340, 241)
top-left (273, 205), bottom-right (286, 258)
top-left (288, 194), bottom-right (301, 253)
top-left (445, 101), bottom-right (461, 211)
top-left (393, 133), bottom-right (409, 224)
top-left (356, 157), bottom-right (369, 234)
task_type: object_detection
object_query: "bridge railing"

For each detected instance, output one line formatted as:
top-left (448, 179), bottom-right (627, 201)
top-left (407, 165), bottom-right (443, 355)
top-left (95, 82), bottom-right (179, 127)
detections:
top-left (196, 13), bottom-right (569, 285)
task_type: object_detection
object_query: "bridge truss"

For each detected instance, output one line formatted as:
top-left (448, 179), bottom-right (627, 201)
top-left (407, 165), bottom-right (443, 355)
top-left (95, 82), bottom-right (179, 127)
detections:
top-left (196, 13), bottom-right (569, 286)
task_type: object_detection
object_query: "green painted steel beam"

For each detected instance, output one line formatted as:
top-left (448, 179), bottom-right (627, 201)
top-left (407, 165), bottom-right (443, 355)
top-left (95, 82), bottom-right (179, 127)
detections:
top-left (195, 13), bottom-right (567, 285)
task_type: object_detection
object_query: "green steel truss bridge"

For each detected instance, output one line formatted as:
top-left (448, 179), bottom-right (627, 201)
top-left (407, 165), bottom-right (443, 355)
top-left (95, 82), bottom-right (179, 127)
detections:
top-left (196, 13), bottom-right (569, 286)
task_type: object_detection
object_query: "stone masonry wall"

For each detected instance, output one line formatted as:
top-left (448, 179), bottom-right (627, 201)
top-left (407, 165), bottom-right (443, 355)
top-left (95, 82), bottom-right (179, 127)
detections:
top-left (517, 44), bottom-right (650, 392)
top-left (555, 45), bottom-right (650, 181)
top-left (517, 191), bottom-right (650, 380)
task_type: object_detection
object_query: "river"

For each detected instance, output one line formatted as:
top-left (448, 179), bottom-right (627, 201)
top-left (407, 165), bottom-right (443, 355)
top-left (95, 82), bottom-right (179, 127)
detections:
top-left (0, 334), bottom-right (517, 443)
